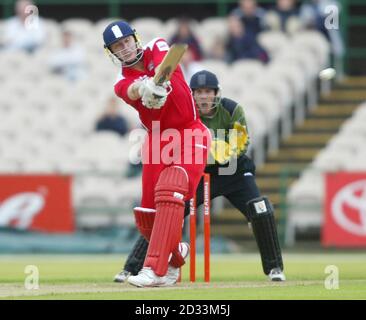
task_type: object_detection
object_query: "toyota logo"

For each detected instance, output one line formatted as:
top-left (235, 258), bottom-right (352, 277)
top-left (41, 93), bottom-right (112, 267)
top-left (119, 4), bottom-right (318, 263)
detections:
top-left (0, 192), bottom-right (45, 229)
top-left (332, 180), bottom-right (366, 236)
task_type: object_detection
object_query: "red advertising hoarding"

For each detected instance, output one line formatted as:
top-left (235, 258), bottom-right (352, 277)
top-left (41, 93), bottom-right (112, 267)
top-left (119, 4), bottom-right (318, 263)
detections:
top-left (0, 175), bottom-right (74, 233)
top-left (323, 172), bottom-right (366, 247)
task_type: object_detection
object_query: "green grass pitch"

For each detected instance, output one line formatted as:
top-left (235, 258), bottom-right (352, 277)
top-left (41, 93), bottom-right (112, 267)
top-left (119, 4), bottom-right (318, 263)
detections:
top-left (1, 253), bottom-right (365, 300)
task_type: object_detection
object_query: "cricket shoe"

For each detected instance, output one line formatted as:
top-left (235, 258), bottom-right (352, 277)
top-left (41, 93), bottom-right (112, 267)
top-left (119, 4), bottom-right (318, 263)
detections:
top-left (165, 242), bottom-right (190, 286)
top-left (268, 268), bottom-right (286, 281)
top-left (113, 270), bottom-right (131, 283)
top-left (127, 267), bottom-right (167, 288)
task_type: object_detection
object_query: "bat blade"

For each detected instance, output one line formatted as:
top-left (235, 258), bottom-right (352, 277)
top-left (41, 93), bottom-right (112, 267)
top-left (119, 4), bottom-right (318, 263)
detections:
top-left (153, 43), bottom-right (188, 86)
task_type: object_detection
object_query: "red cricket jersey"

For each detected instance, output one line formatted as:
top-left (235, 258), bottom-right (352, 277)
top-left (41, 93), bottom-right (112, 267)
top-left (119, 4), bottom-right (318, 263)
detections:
top-left (114, 38), bottom-right (199, 132)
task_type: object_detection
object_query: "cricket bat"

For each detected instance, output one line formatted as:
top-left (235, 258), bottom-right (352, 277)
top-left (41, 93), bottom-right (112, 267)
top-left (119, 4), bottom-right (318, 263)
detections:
top-left (153, 43), bottom-right (188, 86)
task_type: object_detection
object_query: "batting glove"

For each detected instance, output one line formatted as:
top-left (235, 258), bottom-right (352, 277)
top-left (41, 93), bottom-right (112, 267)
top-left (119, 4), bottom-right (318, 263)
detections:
top-left (137, 77), bottom-right (171, 109)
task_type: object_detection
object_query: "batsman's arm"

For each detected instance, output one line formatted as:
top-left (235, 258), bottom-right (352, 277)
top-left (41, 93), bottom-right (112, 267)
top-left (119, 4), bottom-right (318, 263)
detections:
top-left (127, 81), bottom-right (142, 101)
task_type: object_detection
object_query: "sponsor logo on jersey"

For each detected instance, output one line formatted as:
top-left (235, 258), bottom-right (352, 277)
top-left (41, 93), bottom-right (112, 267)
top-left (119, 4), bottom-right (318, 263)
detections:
top-left (148, 61), bottom-right (154, 71)
top-left (156, 41), bottom-right (169, 51)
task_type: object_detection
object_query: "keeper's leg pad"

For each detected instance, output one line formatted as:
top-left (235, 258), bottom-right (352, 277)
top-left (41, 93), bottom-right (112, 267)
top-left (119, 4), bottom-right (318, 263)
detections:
top-left (124, 235), bottom-right (149, 275)
top-left (246, 196), bottom-right (284, 275)
top-left (133, 207), bottom-right (156, 240)
top-left (144, 166), bottom-right (189, 276)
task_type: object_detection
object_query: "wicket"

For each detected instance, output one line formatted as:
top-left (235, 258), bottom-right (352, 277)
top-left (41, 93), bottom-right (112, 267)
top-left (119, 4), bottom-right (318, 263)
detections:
top-left (189, 173), bottom-right (211, 282)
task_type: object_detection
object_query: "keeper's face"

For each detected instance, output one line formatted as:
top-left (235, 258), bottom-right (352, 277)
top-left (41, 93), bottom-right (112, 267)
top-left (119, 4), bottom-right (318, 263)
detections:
top-left (110, 35), bottom-right (138, 63)
top-left (193, 88), bottom-right (216, 116)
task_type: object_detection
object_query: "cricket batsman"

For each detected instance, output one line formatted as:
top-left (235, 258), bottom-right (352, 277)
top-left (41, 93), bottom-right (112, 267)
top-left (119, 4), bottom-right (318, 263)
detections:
top-left (103, 21), bottom-right (211, 287)
top-left (114, 70), bottom-right (285, 282)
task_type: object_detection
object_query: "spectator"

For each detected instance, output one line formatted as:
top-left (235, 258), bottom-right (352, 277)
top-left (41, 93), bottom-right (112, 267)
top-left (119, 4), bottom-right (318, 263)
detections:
top-left (225, 15), bottom-right (269, 64)
top-left (169, 17), bottom-right (203, 61)
top-left (230, 0), bottom-right (267, 38)
top-left (96, 97), bottom-right (129, 137)
top-left (180, 47), bottom-right (203, 82)
top-left (207, 35), bottom-right (227, 60)
top-left (265, 0), bottom-right (302, 34)
top-left (48, 30), bottom-right (86, 82)
top-left (1, 0), bottom-right (46, 53)
top-left (300, 0), bottom-right (344, 59)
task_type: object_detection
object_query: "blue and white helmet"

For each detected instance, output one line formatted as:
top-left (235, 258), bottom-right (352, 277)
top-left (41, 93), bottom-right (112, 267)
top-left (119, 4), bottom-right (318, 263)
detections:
top-left (103, 20), bottom-right (143, 67)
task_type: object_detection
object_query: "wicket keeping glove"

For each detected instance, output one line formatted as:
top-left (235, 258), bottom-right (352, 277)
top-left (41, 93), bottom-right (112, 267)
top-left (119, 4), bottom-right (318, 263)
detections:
top-left (210, 138), bottom-right (234, 165)
top-left (229, 122), bottom-right (249, 155)
top-left (137, 77), bottom-right (171, 109)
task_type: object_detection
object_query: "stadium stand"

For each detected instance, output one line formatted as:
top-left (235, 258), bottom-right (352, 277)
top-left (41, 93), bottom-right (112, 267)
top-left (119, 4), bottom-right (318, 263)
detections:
top-left (0, 16), bottom-right (332, 234)
top-left (286, 101), bottom-right (366, 245)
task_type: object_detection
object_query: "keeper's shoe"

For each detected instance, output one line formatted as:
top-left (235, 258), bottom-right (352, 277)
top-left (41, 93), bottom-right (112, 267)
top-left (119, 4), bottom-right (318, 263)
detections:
top-left (113, 270), bottom-right (131, 283)
top-left (165, 242), bottom-right (190, 286)
top-left (127, 267), bottom-right (167, 288)
top-left (268, 268), bottom-right (286, 281)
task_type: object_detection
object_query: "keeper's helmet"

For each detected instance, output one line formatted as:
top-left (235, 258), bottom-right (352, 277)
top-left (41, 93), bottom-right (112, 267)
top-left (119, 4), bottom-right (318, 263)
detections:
top-left (190, 70), bottom-right (221, 111)
top-left (103, 20), bottom-right (143, 67)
